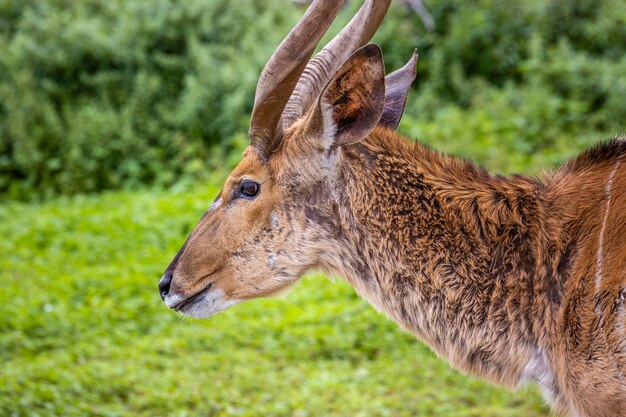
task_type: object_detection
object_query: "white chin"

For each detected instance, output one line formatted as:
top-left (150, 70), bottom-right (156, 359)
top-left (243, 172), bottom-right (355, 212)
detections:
top-left (180, 290), bottom-right (241, 319)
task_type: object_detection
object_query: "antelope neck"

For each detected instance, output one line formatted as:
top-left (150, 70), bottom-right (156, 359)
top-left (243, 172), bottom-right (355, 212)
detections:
top-left (326, 127), bottom-right (555, 388)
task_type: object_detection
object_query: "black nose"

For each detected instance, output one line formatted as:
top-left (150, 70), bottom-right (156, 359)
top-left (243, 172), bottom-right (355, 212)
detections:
top-left (159, 271), bottom-right (173, 300)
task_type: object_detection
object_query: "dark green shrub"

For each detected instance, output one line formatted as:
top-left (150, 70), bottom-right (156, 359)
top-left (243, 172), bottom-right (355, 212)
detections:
top-left (1, 0), bottom-right (625, 199)
top-left (375, 0), bottom-right (626, 173)
top-left (0, 0), bottom-right (300, 199)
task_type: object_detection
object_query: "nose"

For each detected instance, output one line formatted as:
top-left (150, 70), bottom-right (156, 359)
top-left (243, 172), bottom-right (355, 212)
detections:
top-left (159, 271), bottom-right (173, 300)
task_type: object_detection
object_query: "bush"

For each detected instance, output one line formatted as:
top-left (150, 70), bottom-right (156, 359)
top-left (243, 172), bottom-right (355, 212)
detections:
top-left (0, 0), bottom-right (300, 199)
top-left (1, 0), bottom-right (625, 199)
top-left (374, 0), bottom-right (626, 173)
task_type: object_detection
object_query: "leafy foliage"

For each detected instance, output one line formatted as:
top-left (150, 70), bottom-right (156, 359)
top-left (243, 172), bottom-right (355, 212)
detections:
top-left (0, 186), bottom-right (549, 416)
top-left (0, 0), bottom-right (298, 199)
top-left (373, 0), bottom-right (626, 173)
top-left (1, 0), bottom-right (625, 198)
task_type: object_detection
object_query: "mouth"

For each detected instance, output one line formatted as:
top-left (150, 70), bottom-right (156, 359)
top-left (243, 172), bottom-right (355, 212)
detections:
top-left (171, 282), bottom-right (213, 311)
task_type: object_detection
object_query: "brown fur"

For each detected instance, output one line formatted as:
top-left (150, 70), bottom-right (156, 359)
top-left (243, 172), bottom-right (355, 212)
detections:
top-left (161, 47), bottom-right (626, 416)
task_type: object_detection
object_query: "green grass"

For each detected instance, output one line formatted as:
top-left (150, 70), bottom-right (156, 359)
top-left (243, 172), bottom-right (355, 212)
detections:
top-left (0, 184), bottom-right (550, 417)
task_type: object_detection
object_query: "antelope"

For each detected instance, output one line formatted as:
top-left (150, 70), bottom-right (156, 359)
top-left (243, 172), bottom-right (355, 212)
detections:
top-left (158, 1), bottom-right (626, 415)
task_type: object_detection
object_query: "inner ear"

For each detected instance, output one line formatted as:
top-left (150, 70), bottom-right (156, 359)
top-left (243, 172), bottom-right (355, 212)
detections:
top-left (318, 44), bottom-right (385, 148)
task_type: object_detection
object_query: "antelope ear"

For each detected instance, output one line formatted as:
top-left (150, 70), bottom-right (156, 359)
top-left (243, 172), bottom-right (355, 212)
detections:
top-left (378, 50), bottom-right (418, 131)
top-left (317, 44), bottom-right (385, 148)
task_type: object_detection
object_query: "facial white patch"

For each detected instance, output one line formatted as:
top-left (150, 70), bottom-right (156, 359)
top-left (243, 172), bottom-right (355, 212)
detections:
top-left (270, 212), bottom-right (280, 229)
top-left (180, 288), bottom-right (241, 319)
top-left (267, 253), bottom-right (277, 267)
top-left (208, 198), bottom-right (222, 212)
top-left (164, 292), bottom-right (186, 309)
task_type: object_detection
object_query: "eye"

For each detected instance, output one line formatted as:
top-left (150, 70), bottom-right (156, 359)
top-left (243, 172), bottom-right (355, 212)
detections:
top-left (239, 179), bottom-right (260, 198)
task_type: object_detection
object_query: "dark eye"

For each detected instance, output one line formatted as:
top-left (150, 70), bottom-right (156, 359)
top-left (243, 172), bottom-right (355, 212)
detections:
top-left (239, 179), bottom-right (260, 198)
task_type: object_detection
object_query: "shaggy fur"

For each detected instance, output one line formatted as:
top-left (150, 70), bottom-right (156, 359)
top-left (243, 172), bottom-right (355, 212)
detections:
top-left (161, 45), bottom-right (626, 417)
top-left (328, 130), bottom-right (626, 416)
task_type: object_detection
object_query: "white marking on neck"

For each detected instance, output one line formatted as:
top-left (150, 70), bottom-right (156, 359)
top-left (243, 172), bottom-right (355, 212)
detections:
top-left (595, 159), bottom-right (622, 296)
top-left (520, 348), bottom-right (556, 405)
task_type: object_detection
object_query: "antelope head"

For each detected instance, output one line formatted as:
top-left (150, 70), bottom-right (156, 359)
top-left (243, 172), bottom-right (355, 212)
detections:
top-left (159, 0), bottom-right (416, 318)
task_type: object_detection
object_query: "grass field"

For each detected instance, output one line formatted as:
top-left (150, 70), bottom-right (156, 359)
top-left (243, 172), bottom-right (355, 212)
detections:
top-left (0, 184), bottom-right (550, 416)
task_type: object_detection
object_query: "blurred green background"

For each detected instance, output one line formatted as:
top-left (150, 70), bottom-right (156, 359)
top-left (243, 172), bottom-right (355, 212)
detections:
top-left (1, 0), bottom-right (624, 415)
